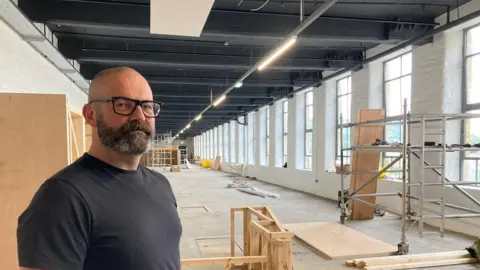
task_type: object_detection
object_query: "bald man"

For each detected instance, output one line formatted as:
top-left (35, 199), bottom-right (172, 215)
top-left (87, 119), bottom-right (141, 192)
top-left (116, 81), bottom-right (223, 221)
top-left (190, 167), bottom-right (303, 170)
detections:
top-left (16, 67), bottom-right (182, 270)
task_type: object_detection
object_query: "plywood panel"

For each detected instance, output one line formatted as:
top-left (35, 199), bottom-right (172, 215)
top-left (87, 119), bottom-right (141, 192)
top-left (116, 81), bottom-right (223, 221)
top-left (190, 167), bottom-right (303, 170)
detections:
top-left (284, 222), bottom-right (396, 260)
top-left (349, 109), bottom-right (385, 220)
top-left (68, 105), bottom-right (85, 161)
top-left (0, 93), bottom-right (69, 270)
top-left (85, 123), bottom-right (92, 151)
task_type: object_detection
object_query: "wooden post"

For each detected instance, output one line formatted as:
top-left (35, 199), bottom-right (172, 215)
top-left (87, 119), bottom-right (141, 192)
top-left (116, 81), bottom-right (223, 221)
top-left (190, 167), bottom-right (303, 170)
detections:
top-left (271, 239), bottom-right (292, 270)
top-left (243, 208), bottom-right (251, 256)
top-left (230, 208), bottom-right (235, 257)
top-left (249, 223), bottom-right (262, 270)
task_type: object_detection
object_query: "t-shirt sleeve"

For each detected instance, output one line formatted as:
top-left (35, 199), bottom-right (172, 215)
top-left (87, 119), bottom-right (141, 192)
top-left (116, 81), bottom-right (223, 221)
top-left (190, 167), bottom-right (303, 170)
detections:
top-left (17, 178), bottom-right (91, 270)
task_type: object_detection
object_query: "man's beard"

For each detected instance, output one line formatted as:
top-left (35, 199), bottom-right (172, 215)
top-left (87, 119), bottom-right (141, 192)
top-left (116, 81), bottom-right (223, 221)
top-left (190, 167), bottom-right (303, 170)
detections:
top-left (96, 113), bottom-right (154, 155)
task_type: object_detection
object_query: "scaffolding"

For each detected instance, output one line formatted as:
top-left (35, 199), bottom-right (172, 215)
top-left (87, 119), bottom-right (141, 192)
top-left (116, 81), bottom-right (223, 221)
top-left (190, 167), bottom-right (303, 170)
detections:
top-left (339, 99), bottom-right (480, 255)
top-left (146, 132), bottom-right (175, 169)
top-left (179, 146), bottom-right (188, 168)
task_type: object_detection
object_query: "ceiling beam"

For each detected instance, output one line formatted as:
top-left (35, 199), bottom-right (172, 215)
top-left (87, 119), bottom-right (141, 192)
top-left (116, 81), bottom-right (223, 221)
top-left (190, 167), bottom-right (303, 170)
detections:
top-left (147, 77), bottom-right (299, 88)
top-left (19, 0), bottom-right (433, 45)
top-left (155, 93), bottom-right (275, 99)
top-left (161, 110), bottom-right (246, 113)
top-left (163, 102), bottom-right (259, 107)
top-left (71, 49), bottom-right (354, 71)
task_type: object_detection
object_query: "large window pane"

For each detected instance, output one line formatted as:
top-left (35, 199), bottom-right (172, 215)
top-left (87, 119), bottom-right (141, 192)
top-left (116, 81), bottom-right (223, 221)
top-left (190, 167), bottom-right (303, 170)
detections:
top-left (385, 79), bottom-right (402, 116)
top-left (465, 110), bottom-right (480, 158)
top-left (385, 57), bottom-right (401, 81)
top-left (466, 54), bottom-right (480, 105)
top-left (306, 91), bottom-right (313, 105)
top-left (305, 132), bottom-right (313, 155)
top-left (464, 159), bottom-right (479, 182)
top-left (283, 113), bottom-right (288, 133)
top-left (466, 25), bottom-right (480, 55)
top-left (401, 53), bottom-right (412, 76)
top-left (306, 106), bottom-right (313, 130)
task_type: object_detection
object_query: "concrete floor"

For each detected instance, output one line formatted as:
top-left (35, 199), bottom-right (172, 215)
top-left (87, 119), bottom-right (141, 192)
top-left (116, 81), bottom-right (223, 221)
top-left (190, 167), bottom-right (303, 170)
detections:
top-left (160, 166), bottom-right (479, 270)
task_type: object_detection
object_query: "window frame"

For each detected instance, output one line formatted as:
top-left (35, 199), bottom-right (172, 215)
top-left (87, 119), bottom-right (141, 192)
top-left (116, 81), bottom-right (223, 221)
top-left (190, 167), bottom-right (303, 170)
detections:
top-left (265, 107), bottom-right (270, 166)
top-left (382, 51), bottom-right (412, 172)
top-left (461, 23), bottom-right (480, 182)
top-left (305, 91), bottom-right (313, 170)
top-left (282, 100), bottom-right (288, 166)
top-left (335, 76), bottom-right (352, 165)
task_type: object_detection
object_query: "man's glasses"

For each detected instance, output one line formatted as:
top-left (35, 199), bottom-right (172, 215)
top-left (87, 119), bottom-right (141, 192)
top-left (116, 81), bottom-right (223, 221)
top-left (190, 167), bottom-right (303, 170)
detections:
top-left (89, 96), bottom-right (163, 118)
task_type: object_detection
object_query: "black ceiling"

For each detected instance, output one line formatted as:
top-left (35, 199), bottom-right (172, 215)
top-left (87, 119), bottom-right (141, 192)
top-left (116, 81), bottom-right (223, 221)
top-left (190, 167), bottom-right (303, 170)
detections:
top-left (18, 0), bottom-right (470, 137)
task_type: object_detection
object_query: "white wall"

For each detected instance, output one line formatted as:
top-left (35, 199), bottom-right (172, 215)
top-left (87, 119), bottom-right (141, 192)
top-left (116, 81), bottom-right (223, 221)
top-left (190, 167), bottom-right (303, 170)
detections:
top-left (195, 1), bottom-right (480, 236)
top-left (0, 19), bottom-right (87, 109)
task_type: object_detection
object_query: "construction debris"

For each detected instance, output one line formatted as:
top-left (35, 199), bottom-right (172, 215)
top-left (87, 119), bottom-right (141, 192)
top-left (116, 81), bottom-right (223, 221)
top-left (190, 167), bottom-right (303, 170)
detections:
top-left (236, 186), bottom-right (280, 199)
top-left (345, 250), bottom-right (477, 269)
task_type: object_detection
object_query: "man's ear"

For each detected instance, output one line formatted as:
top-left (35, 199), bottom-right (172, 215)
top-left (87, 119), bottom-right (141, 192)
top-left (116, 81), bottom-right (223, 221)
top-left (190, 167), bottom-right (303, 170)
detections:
top-left (83, 104), bottom-right (97, 128)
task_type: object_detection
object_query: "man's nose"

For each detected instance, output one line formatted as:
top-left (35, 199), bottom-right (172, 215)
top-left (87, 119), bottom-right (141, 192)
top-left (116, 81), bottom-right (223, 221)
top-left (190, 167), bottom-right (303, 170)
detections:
top-left (130, 105), bottom-right (146, 121)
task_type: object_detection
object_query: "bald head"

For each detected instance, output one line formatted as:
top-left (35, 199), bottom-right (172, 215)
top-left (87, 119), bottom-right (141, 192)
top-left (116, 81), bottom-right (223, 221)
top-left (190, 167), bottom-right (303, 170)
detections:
top-left (88, 67), bottom-right (152, 102)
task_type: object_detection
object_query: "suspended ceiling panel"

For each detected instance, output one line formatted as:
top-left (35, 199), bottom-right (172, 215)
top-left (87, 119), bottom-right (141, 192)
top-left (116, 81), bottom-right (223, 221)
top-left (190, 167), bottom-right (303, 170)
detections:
top-left (150, 0), bottom-right (214, 37)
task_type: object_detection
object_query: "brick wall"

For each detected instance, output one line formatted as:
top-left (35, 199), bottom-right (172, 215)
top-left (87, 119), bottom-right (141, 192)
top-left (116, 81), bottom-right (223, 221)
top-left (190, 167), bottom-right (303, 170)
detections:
top-left (0, 20), bottom-right (87, 109)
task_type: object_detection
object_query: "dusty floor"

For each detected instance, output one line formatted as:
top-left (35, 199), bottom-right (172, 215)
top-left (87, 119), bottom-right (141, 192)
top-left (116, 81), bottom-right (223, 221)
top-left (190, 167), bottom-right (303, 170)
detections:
top-left (159, 165), bottom-right (479, 270)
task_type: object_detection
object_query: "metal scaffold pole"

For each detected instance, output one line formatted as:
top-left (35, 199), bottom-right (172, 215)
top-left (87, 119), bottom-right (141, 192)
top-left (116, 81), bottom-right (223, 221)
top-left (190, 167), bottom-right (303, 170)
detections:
top-left (338, 99), bottom-right (480, 254)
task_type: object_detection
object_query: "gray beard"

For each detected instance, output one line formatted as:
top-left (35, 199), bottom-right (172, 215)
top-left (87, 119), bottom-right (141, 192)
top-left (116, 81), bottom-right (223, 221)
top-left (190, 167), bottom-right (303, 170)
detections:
top-left (96, 113), bottom-right (154, 155)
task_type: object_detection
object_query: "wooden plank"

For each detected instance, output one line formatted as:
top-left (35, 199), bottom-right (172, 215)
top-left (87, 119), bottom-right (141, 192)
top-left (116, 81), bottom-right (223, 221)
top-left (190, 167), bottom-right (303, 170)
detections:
top-left (270, 232), bottom-right (294, 239)
top-left (84, 123), bottom-right (92, 151)
top-left (250, 221), bottom-right (271, 239)
top-left (181, 255), bottom-right (268, 266)
top-left (265, 206), bottom-right (284, 232)
top-left (350, 109), bottom-right (385, 220)
top-left (284, 222), bottom-right (396, 260)
top-left (354, 250), bottom-right (471, 268)
top-left (271, 239), bottom-right (292, 270)
top-left (249, 223), bottom-right (262, 270)
top-left (364, 257), bottom-right (478, 270)
top-left (0, 93), bottom-right (69, 270)
top-left (244, 208), bottom-right (251, 256)
top-left (248, 207), bottom-right (273, 221)
top-left (230, 208), bottom-right (235, 257)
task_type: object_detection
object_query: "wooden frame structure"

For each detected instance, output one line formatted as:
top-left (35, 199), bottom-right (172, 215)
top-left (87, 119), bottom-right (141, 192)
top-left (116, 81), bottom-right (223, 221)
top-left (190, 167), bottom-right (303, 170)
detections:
top-left (181, 207), bottom-right (293, 270)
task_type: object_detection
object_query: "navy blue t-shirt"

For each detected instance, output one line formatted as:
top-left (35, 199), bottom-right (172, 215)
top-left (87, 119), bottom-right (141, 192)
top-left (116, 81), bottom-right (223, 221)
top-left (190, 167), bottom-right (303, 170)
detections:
top-left (17, 153), bottom-right (182, 270)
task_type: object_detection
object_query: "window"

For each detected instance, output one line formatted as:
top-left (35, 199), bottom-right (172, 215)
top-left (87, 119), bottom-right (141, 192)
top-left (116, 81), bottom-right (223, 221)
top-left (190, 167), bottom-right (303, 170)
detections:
top-left (266, 107), bottom-right (270, 166)
top-left (213, 127), bottom-right (217, 157)
top-left (247, 113), bottom-right (255, 165)
top-left (305, 91), bottom-right (313, 170)
top-left (231, 122), bottom-right (236, 163)
top-left (252, 112), bottom-right (256, 165)
top-left (238, 116), bottom-right (245, 163)
top-left (283, 100), bottom-right (288, 166)
top-left (224, 123), bottom-right (229, 162)
top-left (218, 125), bottom-right (223, 159)
top-left (463, 24), bottom-right (480, 181)
top-left (336, 76), bottom-right (352, 165)
top-left (383, 52), bottom-right (412, 175)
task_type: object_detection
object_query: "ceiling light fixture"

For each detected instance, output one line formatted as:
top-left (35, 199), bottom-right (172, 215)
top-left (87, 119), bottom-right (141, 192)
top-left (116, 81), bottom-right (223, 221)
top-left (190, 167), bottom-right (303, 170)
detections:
top-left (195, 114), bottom-right (202, 121)
top-left (186, 124), bottom-right (191, 129)
top-left (258, 35), bottom-right (297, 71)
top-left (213, 95), bottom-right (227, 107)
top-left (235, 81), bottom-right (243, 88)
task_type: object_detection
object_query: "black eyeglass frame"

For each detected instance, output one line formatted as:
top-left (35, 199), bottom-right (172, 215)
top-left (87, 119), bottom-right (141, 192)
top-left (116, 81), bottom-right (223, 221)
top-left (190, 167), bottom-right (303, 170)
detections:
top-left (89, 96), bottom-right (163, 118)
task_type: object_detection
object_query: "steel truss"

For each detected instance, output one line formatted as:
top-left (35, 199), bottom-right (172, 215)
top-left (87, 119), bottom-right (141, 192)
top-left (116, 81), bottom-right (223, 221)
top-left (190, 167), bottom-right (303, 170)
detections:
top-left (339, 99), bottom-right (480, 255)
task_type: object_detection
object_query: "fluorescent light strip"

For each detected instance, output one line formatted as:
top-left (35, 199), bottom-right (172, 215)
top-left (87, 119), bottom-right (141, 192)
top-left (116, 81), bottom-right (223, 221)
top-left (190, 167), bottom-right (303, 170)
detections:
top-left (213, 94), bottom-right (226, 107)
top-left (258, 36), bottom-right (297, 71)
top-left (235, 81), bottom-right (243, 88)
top-left (195, 114), bottom-right (202, 121)
top-left (186, 124), bottom-right (191, 129)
